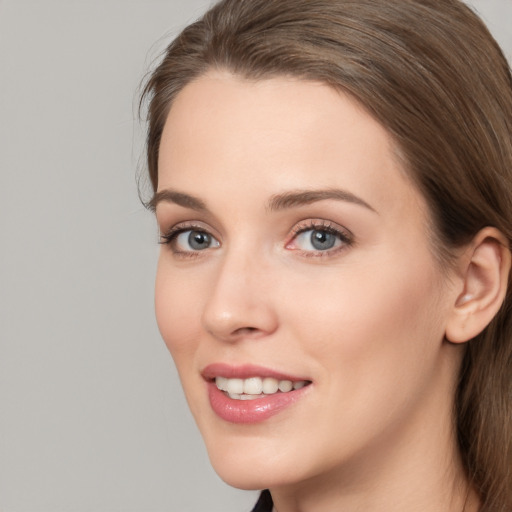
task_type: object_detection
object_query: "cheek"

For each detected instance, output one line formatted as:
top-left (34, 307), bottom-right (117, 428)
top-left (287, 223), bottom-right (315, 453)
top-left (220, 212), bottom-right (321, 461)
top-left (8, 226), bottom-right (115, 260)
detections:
top-left (154, 259), bottom-right (204, 365)
top-left (286, 251), bottom-right (447, 394)
top-left (269, 254), bottom-right (450, 471)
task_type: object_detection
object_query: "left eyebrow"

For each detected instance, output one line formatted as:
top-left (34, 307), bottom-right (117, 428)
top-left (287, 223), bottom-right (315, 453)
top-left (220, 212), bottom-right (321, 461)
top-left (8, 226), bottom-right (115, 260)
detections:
top-left (267, 188), bottom-right (378, 214)
top-left (148, 189), bottom-right (208, 213)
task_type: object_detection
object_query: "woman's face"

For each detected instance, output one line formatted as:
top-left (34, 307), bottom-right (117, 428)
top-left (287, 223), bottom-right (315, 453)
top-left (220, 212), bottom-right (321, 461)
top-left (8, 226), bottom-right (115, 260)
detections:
top-left (154, 72), bottom-right (462, 491)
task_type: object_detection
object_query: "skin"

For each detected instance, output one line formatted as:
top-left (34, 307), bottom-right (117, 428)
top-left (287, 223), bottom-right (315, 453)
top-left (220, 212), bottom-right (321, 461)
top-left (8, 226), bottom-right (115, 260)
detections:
top-left (154, 71), bottom-right (478, 512)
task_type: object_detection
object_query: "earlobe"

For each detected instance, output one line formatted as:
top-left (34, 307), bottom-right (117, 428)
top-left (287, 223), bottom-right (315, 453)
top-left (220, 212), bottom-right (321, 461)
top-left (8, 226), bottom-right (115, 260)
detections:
top-left (445, 227), bottom-right (511, 344)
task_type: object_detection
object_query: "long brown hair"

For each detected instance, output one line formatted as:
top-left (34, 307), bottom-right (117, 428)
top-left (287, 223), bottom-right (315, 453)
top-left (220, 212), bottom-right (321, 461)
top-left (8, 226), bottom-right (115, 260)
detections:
top-left (140, 1), bottom-right (512, 509)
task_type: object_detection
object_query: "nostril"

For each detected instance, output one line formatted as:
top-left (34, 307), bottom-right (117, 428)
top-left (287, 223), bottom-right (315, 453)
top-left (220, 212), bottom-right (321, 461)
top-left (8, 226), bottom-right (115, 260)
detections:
top-left (233, 326), bottom-right (260, 336)
top-left (201, 287), bottom-right (279, 341)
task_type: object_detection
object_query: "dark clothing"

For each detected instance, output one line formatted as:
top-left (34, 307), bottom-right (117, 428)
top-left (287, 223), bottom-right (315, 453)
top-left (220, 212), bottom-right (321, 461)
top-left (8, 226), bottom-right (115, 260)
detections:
top-left (251, 490), bottom-right (273, 512)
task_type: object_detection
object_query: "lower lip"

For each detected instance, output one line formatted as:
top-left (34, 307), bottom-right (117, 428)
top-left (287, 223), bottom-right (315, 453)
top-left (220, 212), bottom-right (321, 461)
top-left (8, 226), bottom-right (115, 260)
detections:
top-left (207, 381), bottom-right (310, 424)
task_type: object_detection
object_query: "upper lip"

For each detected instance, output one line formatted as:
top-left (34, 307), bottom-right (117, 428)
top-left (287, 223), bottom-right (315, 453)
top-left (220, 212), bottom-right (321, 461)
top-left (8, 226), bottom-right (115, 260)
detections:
top-left (201, 363), bottom-right (311, 382)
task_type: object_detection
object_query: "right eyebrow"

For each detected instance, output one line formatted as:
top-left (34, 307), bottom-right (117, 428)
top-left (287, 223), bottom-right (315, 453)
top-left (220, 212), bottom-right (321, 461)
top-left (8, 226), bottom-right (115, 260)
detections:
top-left (267, 188), bottom-right (378, 214)
top-left (149, 189), bottom-right (208, 213)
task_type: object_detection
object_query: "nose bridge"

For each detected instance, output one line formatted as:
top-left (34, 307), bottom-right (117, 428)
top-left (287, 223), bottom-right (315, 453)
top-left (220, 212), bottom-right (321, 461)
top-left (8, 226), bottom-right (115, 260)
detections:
top-left (201, 242), bottom-right (277, 340)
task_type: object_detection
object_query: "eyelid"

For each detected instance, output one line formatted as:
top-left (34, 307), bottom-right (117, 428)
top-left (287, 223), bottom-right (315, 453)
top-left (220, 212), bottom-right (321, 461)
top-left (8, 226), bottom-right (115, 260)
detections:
top-left (158, 218), bottom-right (353, 258)
top-left (159, 220), bottom-right (209, 240)
top-left (286, 219), bottom-right (354, 256)
top-left (159, 221), bottom-right (221, 255)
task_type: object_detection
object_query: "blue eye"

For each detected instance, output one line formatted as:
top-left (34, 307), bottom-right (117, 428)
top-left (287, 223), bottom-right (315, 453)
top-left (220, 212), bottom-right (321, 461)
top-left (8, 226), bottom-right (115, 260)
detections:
top-left (294, 229), bottom-right (342, 251)
top-left (287, 222), bottom-right (352, 255)
top-left (178, 230), bottom-right (214, 250)
top-left (160, 228), bottom-right (220, 253)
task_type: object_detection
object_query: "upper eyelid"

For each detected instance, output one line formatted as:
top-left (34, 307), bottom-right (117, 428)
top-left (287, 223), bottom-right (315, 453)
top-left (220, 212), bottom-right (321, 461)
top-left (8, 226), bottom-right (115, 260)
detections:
top-left (160, 220), bottom-right (216, 237)
top-left (289, 219), bottom-right (353, 238)
top-left (159, 218), bottom-right (354, 246)
top-left (158, 222), bottom-right (220, 250)
top-left (159, 225), bottom-right (221, 255)
top-left (155, 204), bottom-right (219, 235)
top-left (285, 219), bottom-right (354, 255)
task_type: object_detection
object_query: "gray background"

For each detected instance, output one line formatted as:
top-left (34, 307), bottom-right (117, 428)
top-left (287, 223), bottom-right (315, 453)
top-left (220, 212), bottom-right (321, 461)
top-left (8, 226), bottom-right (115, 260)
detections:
top-left (0, 1), bottom-right (510, 511)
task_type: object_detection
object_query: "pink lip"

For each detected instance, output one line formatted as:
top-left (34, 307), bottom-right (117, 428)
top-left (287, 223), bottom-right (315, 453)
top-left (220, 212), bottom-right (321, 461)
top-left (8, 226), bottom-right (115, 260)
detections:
top-left (202, 363), bottom-right (309, 381)
top-left (202, 363), bottom-right (312, 424)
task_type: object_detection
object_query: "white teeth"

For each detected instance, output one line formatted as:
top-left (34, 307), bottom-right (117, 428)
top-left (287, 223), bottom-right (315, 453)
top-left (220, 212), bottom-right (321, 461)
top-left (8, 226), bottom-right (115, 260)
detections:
top-left (216, 376), bottom-right (228, 391)
top-left (278, 380), bottom-right (293, 392)
top-left (239, 394), bottom-right (261, 400)
top-left (243, 377), bottom-right (263, 395)
top-left (215, 376), bottom-right (309, 399)
top-left (226, 378), bottom-right (244, 395)
top-left (262, 377), bottom-right (279, 394)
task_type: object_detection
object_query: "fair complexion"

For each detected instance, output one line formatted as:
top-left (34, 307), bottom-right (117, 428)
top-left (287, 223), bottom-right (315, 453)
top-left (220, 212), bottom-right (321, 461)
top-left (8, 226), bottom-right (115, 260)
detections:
top-left (153, 71), bottom-right (503, 512)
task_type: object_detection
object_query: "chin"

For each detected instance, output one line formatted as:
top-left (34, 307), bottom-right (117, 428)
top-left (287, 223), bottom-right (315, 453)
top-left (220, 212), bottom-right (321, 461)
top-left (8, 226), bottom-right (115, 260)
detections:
top-left (216, 469), bottom-right (271, 491)
top-left (203, 432), bottom-right (305, 490)
top-left (211, 457), bottom-right (293, 490)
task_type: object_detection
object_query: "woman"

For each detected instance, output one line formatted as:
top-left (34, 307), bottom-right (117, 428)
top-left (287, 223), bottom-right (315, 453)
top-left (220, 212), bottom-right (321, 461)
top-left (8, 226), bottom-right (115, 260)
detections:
top-left (140, 1), bottom-right (512, 511)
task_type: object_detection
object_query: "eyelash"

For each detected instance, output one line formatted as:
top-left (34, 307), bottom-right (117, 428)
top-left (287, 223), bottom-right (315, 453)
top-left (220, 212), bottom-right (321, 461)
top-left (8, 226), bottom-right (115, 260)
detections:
top-left (287, 219), bottom-right (353, 258)
top-left (159, 222), bottom-right (214, 259)
top-left (159, 219), bottom-right (353, 259)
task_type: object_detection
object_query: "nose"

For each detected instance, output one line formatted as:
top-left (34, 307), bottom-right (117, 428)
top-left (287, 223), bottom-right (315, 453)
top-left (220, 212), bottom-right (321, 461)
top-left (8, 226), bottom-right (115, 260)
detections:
top-left (201, 250), bottom-right (279, 342)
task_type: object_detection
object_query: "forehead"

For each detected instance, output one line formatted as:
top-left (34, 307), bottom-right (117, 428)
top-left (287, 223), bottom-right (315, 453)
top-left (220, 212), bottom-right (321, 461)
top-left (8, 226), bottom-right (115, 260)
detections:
top-left (160, 71), bottom-right (390, 164)
top-left (158, 70), bottom-right (427, 223)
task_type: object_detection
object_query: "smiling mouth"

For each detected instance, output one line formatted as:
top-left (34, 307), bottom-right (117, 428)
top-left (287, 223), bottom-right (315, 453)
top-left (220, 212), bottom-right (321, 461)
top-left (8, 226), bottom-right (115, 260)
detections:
top-left (215, 376), bottom-right (311, 400)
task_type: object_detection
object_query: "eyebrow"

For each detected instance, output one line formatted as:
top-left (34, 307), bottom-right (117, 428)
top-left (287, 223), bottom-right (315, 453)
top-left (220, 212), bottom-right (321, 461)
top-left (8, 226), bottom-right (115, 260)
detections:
top-left (268, 189), bottom-right (377, 213)
top-left (150, 187), bottom-right (377, 214)
top-left (149, 189), bottom-right (208, 212)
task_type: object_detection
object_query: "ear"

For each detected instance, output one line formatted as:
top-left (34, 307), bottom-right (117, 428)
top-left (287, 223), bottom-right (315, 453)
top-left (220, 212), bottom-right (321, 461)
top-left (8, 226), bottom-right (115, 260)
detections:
top-left (445, 227), bottom-right (511, 344)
